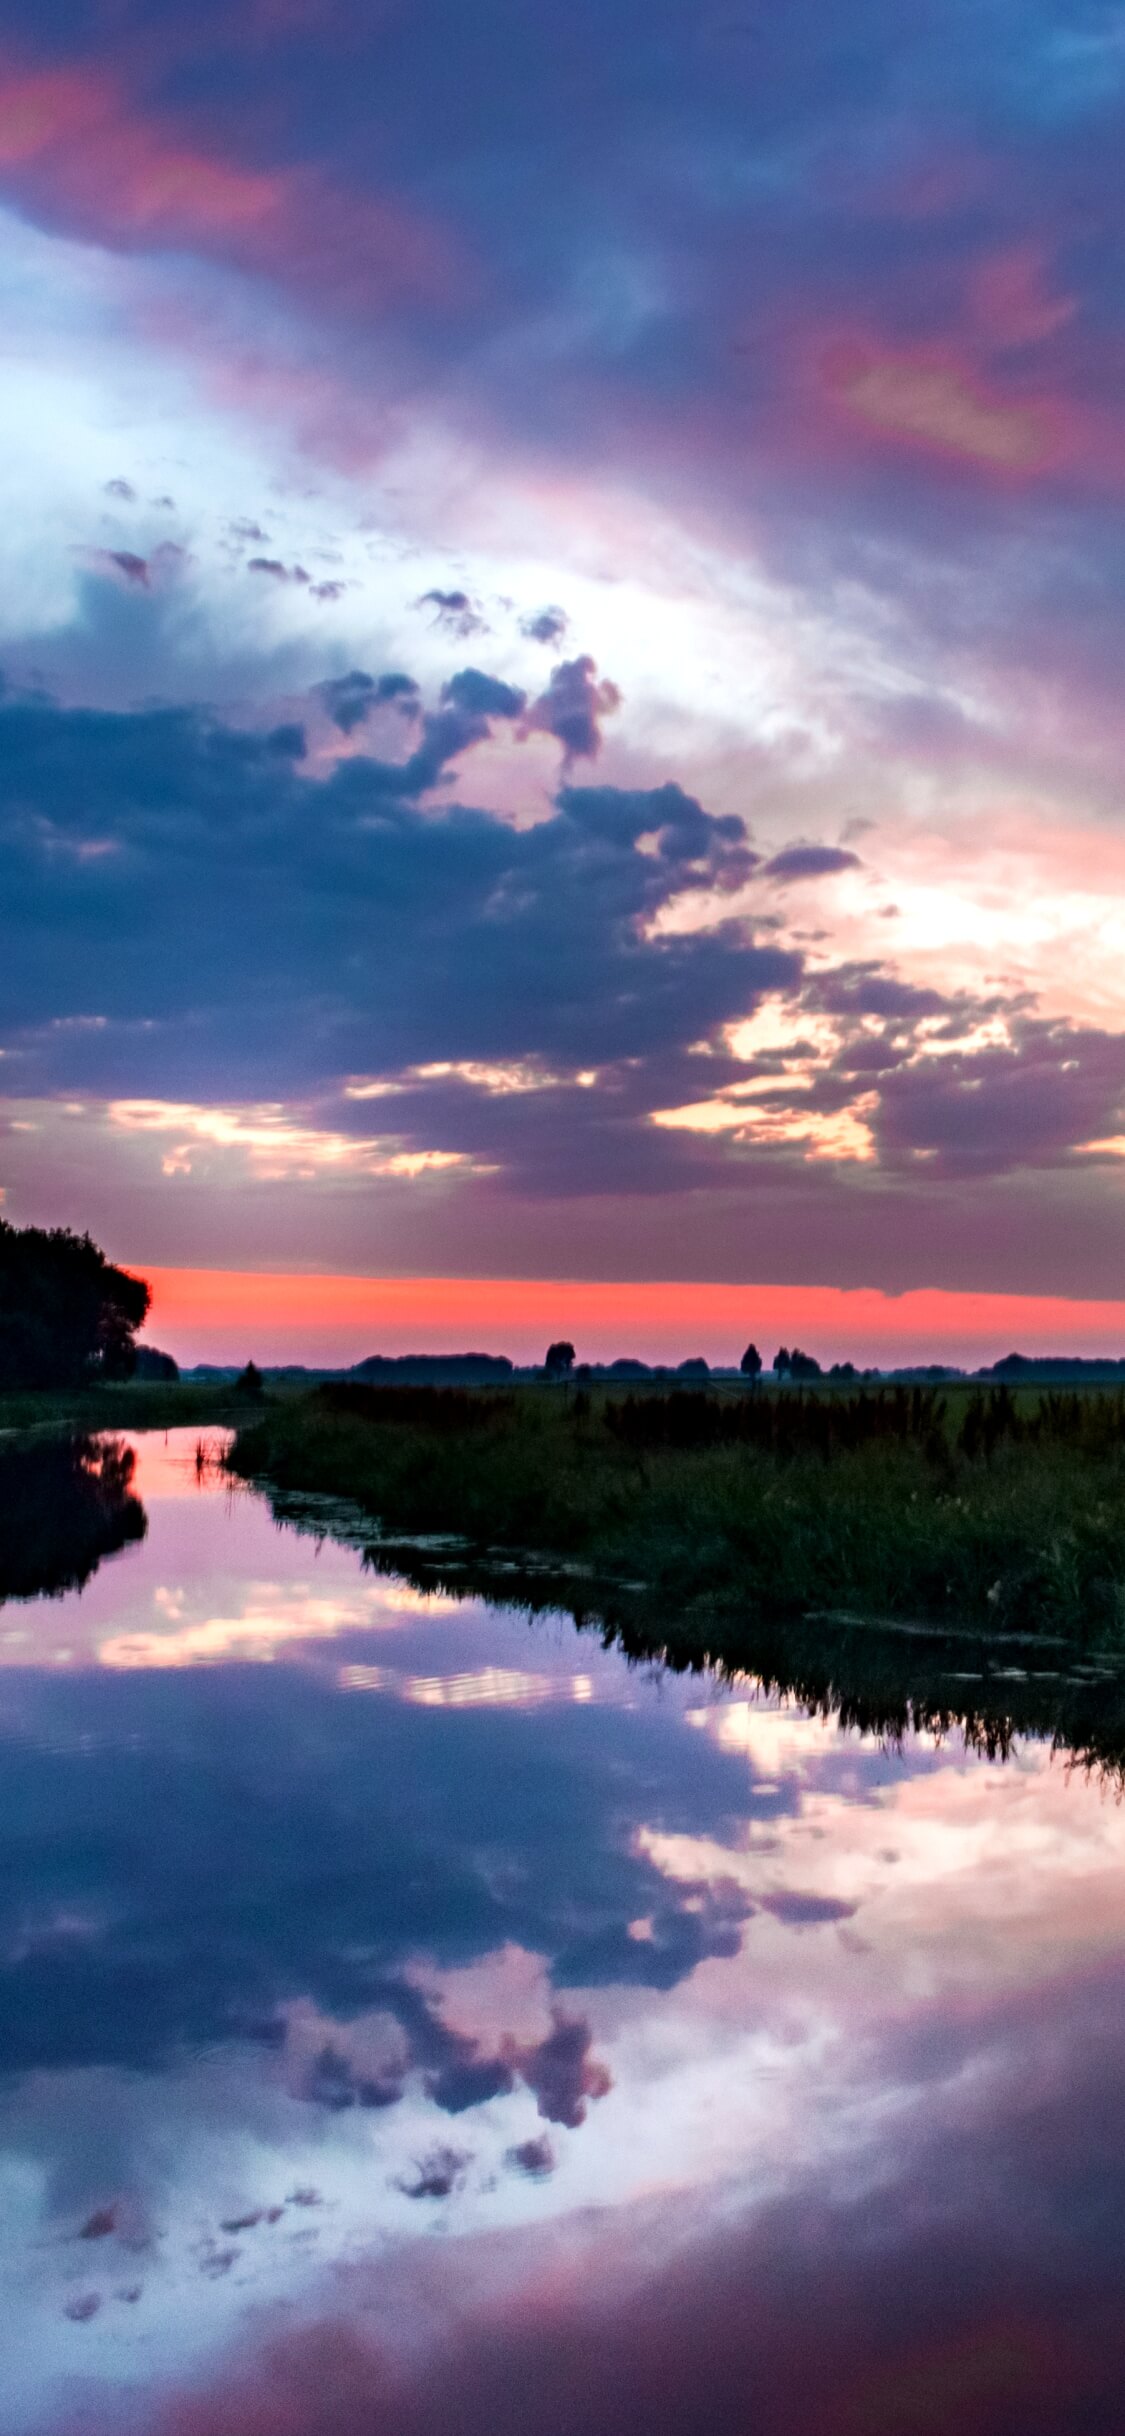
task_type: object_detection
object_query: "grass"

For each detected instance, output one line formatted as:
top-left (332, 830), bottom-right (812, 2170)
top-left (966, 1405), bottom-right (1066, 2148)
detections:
top-left (228, 1379), bottom-right (1125, 1649)
top-left (0, 1378), bottom-right (249, 1439)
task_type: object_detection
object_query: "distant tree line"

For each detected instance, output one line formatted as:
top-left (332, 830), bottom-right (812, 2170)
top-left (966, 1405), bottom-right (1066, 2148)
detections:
top-left (0, 1219), bottom-right (150, 1390)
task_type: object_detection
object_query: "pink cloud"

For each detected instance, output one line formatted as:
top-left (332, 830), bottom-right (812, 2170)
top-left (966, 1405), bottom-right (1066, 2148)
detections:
top-left (966, 244), bottom-right (1077, 351)
top-left (820, 338), bottom-right (1062, 474)
top-left (0, 52), bottom-right (464, 319)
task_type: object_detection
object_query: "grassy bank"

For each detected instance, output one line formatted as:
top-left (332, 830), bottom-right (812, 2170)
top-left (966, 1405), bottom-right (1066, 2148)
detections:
top-left (0, 1379), bottom-right (248, 1439)
top-left (349, 1540), bottom-right (1125, 1781)
top-left (229, 1380), bottom-right (1125, 1646)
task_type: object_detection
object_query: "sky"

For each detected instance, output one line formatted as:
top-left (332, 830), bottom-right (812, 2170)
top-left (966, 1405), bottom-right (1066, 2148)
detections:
top-left (2, 0), bottom-right (1125, 1362)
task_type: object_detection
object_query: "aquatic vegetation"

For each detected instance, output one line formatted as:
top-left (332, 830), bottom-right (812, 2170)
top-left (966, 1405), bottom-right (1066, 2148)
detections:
top-left (230, 1382), bottom-right (1125, 1647)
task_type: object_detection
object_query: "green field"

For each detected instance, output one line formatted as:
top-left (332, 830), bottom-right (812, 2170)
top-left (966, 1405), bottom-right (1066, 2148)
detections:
top-left (228, 1378), bottom-right (1125, 1649)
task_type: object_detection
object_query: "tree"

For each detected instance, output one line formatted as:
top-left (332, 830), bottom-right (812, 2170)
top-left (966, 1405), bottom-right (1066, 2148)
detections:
top-left (544, 1340), bottom-right (576, 1378)
top-left (774, 1346), bottom-right (791, 1378)
top-left (234, 1360), bottom-right (266, 1402)
top-left (134, 1346), bottom-right (179, 1382)
top-left (788, 1347), bottom-right (822, 1380)
top-left (740, 1342), bottom-right (762, 1381)
top-left (0, 1218), bottom-right (150, 1390)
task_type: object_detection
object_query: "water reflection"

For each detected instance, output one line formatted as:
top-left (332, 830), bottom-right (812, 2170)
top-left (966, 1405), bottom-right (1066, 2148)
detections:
top-left (3, 1430), bottom-right (1125, 2433)
top-left (0, 1433), bottom-right (144, 1605)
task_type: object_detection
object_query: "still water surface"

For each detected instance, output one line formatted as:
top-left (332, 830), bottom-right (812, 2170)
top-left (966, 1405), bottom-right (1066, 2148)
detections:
top-left (4, 1429), bottom-right (1125, 2433)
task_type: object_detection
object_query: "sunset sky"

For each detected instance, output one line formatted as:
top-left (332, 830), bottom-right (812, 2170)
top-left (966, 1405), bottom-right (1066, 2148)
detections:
top-left (2, 0), bottom-right (1125, 1363)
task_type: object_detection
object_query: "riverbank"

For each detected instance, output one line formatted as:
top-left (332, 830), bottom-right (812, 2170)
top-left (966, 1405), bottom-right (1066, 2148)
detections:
top-left (0, 1378), bottom-right (248, 1439)
top-left (228, 1379), bottom-right (1125, 1646)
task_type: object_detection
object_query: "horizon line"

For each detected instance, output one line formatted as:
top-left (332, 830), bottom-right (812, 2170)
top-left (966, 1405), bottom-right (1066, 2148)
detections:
top-left (136, 1268), bottom-right (1125, 1372)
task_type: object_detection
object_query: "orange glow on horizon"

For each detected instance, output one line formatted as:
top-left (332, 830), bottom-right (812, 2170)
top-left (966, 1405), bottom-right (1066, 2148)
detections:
top-left (139, 1268), bottom-right (1125, 1370)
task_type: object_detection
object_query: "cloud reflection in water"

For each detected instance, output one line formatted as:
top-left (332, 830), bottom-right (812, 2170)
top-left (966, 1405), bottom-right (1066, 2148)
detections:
top-left (1, 1433), bottom-right (1125, 2432)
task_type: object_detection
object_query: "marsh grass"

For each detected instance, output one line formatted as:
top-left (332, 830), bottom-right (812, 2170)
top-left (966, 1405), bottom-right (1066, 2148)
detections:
top-left (230, 1381), bottom-right (1125, 1647)
top-left (0, 1380), bottom-right (248, 1439)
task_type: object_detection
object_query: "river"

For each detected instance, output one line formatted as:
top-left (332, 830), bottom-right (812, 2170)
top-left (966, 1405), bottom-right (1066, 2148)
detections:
top-left (4, 1426), bottom-right (1125, 2433)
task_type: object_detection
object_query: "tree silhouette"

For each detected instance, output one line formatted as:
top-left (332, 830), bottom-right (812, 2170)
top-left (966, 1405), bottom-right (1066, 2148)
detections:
top-left (774, 1346), bottom-right (791, 1378)
top-left (0, 1434), bottom-right (145, 1598)
top-left (740, 1342), bottom-right (763, 1380)
top-left (0, 1219), bottom-right (149, 1390)
top-left (544, 1340), bottom-right (576, 1378)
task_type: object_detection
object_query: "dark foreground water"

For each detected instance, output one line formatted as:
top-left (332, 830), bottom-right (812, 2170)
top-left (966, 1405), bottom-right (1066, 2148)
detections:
top-left (5, 1430), bottom-right (1125, 2434)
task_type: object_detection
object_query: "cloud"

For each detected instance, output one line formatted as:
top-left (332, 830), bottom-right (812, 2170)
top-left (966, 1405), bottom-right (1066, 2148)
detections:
top-left (79, 542), bottom-right (190, 594)
top-left (521, 607), bottom-right (569, 647)
top-left (507, 2133), bottom-right (556, 2176)
top-left (872, 1018), bottom-right (1125, 1176)
top-left (99, 549), bottom-right (150, 588)
top-left (0, 0), bottom-right (1118, 1303)
top-left (5, 661), bottom-right (1125, 1283)
top-left (821, 342), bottom-right (1059, 473)
top-left (416, 589), bottom-right (488, 638)
top-left (117, 1960), bottom-right (1125, 2436)
top-left (512, 2011), bottom-right (612, 2128)
top-left (247, 556), bottom-right (310, 582)
top-left (316, 670), bottom-right (420, 734)
top-left (394, 2145), bottom-right (471, 2200)
top-left (441, 668), bottom-right (527, 719)
top-left (522, 657), bottom-right (621, 766)
top-left (0, 671), bottom-right (790, 1146)
top-left (0, 54), bottom-right (464, 329)
top-left (758, 1891), bottom-right (858, 1926)
top-left (0, 1636), bottom-right (781, 2082)
top-left (762, 845), bottom-right (862, 884)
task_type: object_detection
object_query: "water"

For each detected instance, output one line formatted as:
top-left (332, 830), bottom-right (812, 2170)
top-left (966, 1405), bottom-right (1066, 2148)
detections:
top-left (4, 1428), bottom-right (1125, 2433)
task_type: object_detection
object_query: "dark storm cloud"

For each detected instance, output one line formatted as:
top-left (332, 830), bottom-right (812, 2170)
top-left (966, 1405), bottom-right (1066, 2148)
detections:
top-left (3, 671), bottom-right (1122, 1206)
top-left (763, 845), bottom-right (862, 884)
top-left (0, 673), bottom-right (794, 1148)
